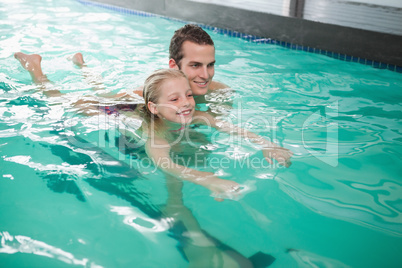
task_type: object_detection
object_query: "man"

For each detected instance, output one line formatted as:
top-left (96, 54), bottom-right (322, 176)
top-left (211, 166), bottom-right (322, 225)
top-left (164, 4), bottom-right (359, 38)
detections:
top-left (133, 24), bottom-right (229, 105)
top-left (168, 24), bottom-right (228, 98)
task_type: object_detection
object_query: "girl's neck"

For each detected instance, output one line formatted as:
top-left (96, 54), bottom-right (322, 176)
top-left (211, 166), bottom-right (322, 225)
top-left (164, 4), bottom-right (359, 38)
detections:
top-left (162, 119), bottom-right (187, 132)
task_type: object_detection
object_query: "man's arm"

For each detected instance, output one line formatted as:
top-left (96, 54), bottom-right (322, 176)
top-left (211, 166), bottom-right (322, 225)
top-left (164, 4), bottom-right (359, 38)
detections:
top-left (194, 111), bottom-right (293, 167)
top-left (209, 80), bottom-right (229, 90)
top-left (132, 85), bottom-right (143, 97)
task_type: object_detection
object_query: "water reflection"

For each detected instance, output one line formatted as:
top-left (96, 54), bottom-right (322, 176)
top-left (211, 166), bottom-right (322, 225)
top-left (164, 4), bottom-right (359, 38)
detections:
top-left (0, 231), bottom-right (102, 267)
top-left (287, 248), bottom-right (350, 268)
top-left (277, 161), bottom-right (402, 237)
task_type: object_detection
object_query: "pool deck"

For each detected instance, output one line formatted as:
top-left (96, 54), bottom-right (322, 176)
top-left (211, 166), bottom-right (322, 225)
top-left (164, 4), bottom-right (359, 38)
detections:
top-left (82, 0), bottom-right (402, 70)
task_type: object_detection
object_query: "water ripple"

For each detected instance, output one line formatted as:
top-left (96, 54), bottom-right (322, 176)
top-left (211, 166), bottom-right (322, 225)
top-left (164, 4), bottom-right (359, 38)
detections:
top-left (0, 231), bottom-right (103, 267)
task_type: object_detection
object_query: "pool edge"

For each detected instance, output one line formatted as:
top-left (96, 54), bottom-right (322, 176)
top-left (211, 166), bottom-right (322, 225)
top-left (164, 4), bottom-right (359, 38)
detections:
top-left (76, 0), bottom-right (402, 73)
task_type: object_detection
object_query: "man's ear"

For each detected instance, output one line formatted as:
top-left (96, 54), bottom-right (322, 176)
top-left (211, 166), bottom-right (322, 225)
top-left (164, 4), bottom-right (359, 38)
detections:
top-left (148, 102), bottom-right (158, 115)
top-left (169, 58), bottom-right (179, 70)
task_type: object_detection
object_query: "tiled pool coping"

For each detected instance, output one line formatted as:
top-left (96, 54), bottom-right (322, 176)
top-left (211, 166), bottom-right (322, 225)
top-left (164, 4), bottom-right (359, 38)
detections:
top-left (77, 0), bottom-right (402, 73)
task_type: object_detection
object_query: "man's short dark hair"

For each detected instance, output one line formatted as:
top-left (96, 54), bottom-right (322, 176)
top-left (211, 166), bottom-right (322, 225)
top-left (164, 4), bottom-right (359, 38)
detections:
top-left (169, 24), bottom-right (214, 68)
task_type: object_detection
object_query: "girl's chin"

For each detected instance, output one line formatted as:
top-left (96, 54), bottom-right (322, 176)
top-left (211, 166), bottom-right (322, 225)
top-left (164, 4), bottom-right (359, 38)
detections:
top-left (165, 116), bottom-right (193, 125)
top-left (180, 116), bottom-right (194, 124)
top-left (178, 117), bottom-right (193, 124)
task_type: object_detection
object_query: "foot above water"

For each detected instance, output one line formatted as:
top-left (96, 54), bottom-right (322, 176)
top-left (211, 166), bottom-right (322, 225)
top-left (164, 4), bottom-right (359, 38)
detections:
top-left (70, 52), bottom-right (85, 67)
top-left (14, 52), bottom-right (48, 84)
top-left (14, 52), bottom-right (42, 73)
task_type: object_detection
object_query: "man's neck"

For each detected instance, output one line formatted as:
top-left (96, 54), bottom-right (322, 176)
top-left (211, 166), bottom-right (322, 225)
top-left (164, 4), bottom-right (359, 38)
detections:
top-left (194, 94), bottom-right (208, 104)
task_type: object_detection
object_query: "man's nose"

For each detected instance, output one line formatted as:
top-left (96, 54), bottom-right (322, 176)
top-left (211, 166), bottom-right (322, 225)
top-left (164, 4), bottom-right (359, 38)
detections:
top-left (198, 66), bottom-right (208, 79)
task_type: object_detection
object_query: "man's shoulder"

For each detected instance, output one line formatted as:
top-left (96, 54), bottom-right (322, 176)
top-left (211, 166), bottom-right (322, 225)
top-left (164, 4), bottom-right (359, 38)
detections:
top-left (210, 80), bottom-right (229, 90)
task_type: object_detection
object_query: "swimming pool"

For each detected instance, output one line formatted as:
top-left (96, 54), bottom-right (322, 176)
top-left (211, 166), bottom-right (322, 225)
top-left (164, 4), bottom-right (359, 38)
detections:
top-left (1, 0), bottom-right (402, 267)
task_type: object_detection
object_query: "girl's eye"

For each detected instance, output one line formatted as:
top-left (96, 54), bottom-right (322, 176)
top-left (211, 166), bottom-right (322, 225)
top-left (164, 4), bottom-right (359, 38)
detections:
top-left (187, 94), bottom-right (193, 97)
top-left (170, 98), bottom-right (178, 102)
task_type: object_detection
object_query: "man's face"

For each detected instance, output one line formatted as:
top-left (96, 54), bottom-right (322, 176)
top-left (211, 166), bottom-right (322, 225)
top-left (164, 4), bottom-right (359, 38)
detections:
top-left (172, 41), bottom-right (215, 96)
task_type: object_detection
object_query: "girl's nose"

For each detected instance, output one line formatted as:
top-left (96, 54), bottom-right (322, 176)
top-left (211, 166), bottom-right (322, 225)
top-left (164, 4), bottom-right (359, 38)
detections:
top-left (182, 99), bottom-right (190, 107)
top-left (181, 96), bottom-right (191, 107)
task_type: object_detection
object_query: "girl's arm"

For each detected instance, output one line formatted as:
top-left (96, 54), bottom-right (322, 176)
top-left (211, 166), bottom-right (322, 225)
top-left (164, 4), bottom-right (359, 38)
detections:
top-left (193, 111), bottom-right (293, 167)
top-left (145, 135), bottom-right (240, 201)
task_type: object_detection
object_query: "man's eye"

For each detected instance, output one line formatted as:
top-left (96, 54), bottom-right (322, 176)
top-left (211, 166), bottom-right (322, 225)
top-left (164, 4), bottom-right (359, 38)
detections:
top-left (170, 98), bottom-right (178, 102)
top-left (187, 94), bottom-right (193, 97)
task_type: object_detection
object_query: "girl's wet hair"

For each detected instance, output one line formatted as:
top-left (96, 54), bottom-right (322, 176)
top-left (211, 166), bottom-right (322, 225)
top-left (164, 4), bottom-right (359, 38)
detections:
top-left (140, 68), bottom-right (187, 122)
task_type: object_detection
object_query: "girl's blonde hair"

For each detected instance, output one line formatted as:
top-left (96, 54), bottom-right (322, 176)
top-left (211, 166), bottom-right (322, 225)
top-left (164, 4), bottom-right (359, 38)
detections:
top-left (141, 68), bottom-right (187, 122)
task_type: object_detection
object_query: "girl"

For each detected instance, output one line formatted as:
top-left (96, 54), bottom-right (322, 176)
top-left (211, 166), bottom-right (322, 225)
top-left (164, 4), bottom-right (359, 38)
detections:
top-left (137, 68), bottom-right (293, 200)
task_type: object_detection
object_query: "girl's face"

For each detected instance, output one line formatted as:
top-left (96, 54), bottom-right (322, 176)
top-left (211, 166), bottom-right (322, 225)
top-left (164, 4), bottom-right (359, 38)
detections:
top-left (148, 77), bottom-right (195, 125)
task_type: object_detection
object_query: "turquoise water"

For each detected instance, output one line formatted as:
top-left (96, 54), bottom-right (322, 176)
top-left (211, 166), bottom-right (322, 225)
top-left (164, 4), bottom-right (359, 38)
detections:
top-left (1, 0), bottom-right (402, 267)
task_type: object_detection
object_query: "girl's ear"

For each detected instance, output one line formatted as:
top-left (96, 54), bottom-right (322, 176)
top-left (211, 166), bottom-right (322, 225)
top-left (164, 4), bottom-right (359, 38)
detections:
top-left (148, 101), bottom-right (158, 115)
top-left (169, 58), bottom-right (179, 70)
